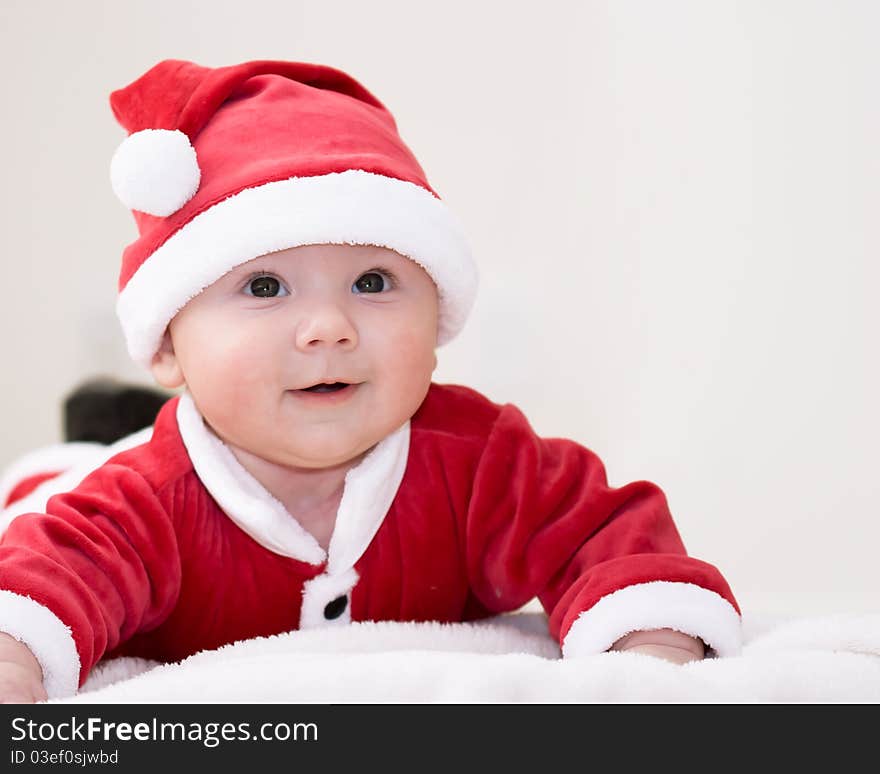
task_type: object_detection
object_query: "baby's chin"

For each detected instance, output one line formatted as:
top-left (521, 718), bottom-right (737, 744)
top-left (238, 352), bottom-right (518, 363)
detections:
top-left (260, 438), bottom-right (380, 471)
top-left (203, 419), bottom-right (375, 472)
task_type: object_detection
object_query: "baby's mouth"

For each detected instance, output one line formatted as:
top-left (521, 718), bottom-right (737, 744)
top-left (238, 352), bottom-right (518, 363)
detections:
top-left (300, 382), bottom-right (350, 393)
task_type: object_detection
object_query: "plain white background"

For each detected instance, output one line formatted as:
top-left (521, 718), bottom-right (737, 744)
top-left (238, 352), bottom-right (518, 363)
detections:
top-left (1, 0), bottom-right (877, 617)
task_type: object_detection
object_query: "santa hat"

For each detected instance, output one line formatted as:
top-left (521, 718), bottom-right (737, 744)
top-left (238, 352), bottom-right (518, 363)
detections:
top-left (109, 59), bottom-right (477, 368)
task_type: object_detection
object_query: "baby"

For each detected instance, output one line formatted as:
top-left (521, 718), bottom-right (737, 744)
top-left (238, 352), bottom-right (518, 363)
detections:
top-left (0, 58), bottom-right (741, 702)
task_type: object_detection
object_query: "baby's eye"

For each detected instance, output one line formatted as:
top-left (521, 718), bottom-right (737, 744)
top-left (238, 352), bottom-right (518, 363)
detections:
top-left (352, 271), bottom-right (393, 294)
top-left (245, 275), bottom-right (288, 298)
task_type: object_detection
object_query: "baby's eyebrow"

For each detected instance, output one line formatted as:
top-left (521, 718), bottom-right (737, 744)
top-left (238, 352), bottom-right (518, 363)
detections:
top-left (238, 263), bottom-right (280, 278)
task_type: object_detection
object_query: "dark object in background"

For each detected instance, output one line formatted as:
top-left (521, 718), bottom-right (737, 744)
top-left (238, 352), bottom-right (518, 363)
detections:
top-left (63, 378), bottom-right (172, 445)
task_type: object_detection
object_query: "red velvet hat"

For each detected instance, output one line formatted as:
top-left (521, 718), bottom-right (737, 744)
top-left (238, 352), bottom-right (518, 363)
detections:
top-left (109, 59), bottom-right (476, 368)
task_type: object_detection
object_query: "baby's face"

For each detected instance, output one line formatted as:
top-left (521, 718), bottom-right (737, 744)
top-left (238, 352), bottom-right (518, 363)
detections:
top-left (151, 243), bottom-right (439, 468)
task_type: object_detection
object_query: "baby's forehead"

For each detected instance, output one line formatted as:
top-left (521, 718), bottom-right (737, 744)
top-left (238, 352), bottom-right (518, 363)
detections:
top-left (241, 243), bottom-right (408, 268)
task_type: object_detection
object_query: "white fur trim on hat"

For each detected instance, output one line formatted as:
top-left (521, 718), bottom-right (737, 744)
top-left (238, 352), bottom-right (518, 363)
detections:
top-left (116, 169), bottom-right (477, 368)
top-left (561, 581), bottom-right (743, 659)
top-left (110, 129), bottom-right (201, 217)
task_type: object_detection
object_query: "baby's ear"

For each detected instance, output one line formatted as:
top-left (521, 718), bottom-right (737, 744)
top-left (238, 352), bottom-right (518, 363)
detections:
top-left (149, 331), bottom-right (185, 389)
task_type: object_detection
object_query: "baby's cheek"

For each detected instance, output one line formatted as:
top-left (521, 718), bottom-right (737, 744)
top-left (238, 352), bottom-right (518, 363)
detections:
top-left (386, 333), bottom-right (436, 397)
top-left (191, 363), bottom-right (269, 443)
top-left (185, 331), bottom-right (265, 399)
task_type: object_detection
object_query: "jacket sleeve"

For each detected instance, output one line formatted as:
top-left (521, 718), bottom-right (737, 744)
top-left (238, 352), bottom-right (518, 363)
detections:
top-left (464, 402), bottom-right (742, 658)
top-left (0, 462), bottom-right (181, 696)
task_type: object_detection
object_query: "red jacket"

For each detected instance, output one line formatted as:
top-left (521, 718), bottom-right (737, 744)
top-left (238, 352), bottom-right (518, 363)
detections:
top-left (0, 383), bottom-right (741, 697)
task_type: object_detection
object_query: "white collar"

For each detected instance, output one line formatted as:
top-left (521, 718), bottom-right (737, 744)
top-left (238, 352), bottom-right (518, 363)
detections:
top-left (175, 392), bottom-right (410, 571)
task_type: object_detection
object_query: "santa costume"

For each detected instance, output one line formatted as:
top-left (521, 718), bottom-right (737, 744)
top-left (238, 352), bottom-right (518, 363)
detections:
top-left (0, 59), bottom-right (741, 698)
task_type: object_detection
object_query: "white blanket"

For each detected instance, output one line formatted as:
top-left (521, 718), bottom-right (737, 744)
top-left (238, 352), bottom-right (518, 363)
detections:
top-left (54, 608), bottom-right (880, 703)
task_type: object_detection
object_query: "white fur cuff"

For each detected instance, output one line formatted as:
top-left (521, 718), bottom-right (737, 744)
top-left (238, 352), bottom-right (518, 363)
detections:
top-left (561, 581), bottom-right (743, 658)
top-left (0, 590), bottom-right (81, 698)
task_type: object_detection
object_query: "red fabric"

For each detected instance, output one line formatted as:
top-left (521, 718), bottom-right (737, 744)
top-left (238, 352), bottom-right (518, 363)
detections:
top-left (3, 472), bottom-right (63, 508)
top-left (0, 383), bottom-right (738, 686)
top-left (111, 59), bottom-right (436, 290)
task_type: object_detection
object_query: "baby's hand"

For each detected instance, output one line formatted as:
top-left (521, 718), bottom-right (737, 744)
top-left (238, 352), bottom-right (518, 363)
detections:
top-left (610, 628), bottom-right (705, 665)
top-left (0, 633), bottom-right (47, 703)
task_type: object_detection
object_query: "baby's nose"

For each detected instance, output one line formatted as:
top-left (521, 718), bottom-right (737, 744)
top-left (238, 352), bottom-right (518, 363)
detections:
top-left (293, 303), bottom-right (358, 351)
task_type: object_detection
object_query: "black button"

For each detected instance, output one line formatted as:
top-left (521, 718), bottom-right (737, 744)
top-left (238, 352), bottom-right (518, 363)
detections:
top-left (323, 595), bottom-right (348, 620)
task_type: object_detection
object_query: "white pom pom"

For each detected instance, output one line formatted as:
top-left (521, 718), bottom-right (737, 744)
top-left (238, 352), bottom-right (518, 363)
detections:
top-left (110, 129), bottom-right (201, 217)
